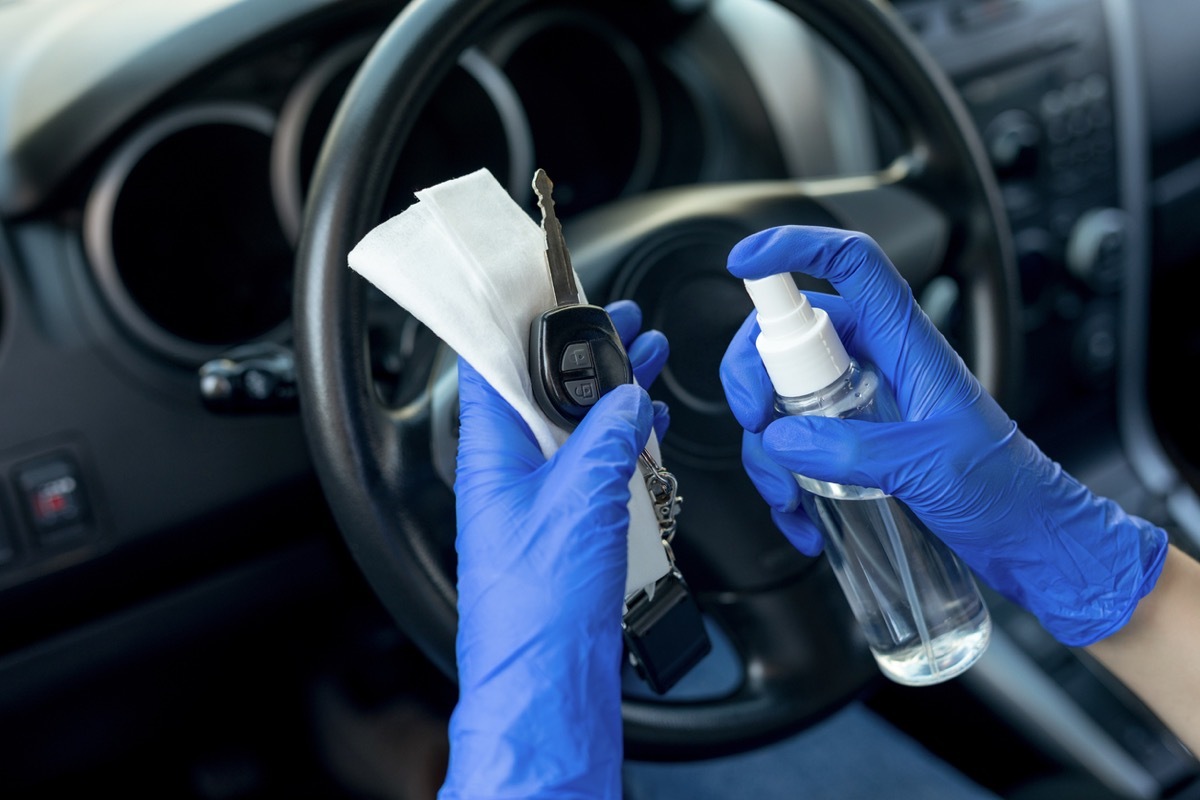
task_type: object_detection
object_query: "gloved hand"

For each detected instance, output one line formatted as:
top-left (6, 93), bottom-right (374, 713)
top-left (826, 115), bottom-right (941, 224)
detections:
top-left (440, 301), bottom-right (667, 800)
top-left (719, 225), bottom-right (1168, 648)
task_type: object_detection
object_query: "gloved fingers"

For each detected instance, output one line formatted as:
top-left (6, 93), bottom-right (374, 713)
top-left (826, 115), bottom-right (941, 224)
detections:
top-left (727, 226), bottom-right (978, 418)
top-left (727, 226), bottom-right (913, 324)
top-left (739, 430), bottom-right (825, 556)
top-left (547, 383), bottom-right (654, 507)
top-left (771, 507), bottom-right (825, 557)
top-left (719, 311), bottom-right (777, 433)
top-left (456, 357), bottom-right (544, 480)
top-left (760, 414), bottom-right (903, 495)
top-left (605, 299), bottom-right (643, 349)
top-left (739, 430), bottom-right (824, 555)
top-left (628, 329), bottom-right (669, 390)
top-left (605, 298), bottom-right (669, 390)
top-left (742, 430), bottom-right (804, 513)
top-left (727, 226), bottom-right (920, 375)
top-left (652, 400), bottom-right (670, 442)
top-left (761, 402), bottom-right (1019, 506)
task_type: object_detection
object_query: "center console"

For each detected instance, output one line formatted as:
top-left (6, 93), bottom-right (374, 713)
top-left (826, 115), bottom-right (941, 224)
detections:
top-left (900, 0), bottom-right (1127, 423)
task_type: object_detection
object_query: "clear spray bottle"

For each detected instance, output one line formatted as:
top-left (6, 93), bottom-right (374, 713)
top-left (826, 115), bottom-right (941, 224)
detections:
top-left (744, 273), bottom-right (990, 686)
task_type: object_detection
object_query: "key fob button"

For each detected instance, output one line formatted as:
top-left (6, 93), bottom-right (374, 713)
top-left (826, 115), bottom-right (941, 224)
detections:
top-left (561, 341), bottom-right (593, 373)
top-left (565, 378), bottom-right (599, 405)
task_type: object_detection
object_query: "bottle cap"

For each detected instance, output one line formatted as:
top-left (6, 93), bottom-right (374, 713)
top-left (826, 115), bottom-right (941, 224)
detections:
top-left (744, 274), bottom-right (850, 397)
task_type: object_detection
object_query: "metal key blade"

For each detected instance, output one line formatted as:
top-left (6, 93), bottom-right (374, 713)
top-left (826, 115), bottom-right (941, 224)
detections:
top-left (533, 168), bottom-right (580, 307)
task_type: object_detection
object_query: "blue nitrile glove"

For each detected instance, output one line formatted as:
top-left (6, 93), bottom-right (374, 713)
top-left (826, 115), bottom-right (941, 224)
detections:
top-left (440, 301), bottom-right (667, 800)
top-left (719, 225), bottom-right (1169, 648)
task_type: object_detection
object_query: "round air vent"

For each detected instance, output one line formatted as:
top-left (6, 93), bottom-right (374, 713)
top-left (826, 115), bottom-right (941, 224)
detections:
top-left (272, 38), bottom-right (531, 242)
top-left (84, 104), bottom-right (291, 364)
top-left (485, 10), bottom-right (661, 214)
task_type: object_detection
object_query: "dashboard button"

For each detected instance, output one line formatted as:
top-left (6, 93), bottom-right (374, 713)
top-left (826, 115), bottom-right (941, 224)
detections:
top-left (13, 455), bottom-right (91, 544)
top-left (984, 109), bottom-right (1040, 175)
top-left (1067, 207), bottom-right (1128, 293)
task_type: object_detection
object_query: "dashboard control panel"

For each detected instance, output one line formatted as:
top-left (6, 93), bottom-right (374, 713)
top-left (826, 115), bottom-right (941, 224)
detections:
top-left (899, 0), bottom-right (1125, 416)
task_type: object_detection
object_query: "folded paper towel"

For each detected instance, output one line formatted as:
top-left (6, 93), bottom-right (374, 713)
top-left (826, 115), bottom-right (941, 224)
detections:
top-left (348, 168), bottom-right (670, 597)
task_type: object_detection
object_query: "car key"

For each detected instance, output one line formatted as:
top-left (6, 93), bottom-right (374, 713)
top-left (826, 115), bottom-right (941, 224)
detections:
top-left (527, 167), bottom-right (677, 533)
top-left (527, 168), bottom-right (710, 695)
top-left (528, 168), bottom-right (633, 430)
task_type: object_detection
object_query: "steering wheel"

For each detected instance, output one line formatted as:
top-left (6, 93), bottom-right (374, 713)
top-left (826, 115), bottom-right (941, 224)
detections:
top-left (294, 0), bottom-right (1019, 759)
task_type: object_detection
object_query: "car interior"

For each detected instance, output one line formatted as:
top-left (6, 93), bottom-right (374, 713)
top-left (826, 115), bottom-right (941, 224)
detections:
top-left (1, 0), bottom-right (1199, 797)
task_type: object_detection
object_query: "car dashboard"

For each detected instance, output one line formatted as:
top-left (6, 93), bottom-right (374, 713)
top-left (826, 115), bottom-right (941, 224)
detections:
top-left (1, 0), bottom-right (1199, 796)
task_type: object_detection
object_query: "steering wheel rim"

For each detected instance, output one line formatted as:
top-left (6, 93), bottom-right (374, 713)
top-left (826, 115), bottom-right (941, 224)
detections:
top-left (294, 0), bottom-right (1019, 759)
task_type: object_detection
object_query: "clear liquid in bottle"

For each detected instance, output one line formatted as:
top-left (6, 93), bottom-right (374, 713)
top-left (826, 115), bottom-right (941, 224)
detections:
top-left (800, 484), bottom-right (991, 685)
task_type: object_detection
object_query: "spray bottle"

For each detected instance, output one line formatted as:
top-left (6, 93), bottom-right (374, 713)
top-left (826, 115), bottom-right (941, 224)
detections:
top-left (744, 273), bottom-right (990, 685)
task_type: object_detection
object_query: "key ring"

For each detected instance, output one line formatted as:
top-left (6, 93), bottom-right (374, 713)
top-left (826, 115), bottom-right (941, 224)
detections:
top-left (638, 450), bottom-right (683, 545)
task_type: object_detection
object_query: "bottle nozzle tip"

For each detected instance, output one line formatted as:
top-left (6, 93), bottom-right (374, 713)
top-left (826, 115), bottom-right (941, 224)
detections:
top-left (744, 274), bottom-right (814, 329)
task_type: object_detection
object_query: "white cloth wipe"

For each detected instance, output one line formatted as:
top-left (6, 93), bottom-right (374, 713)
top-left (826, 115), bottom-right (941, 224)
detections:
top-left (347, 168), bottom-right (670, 598)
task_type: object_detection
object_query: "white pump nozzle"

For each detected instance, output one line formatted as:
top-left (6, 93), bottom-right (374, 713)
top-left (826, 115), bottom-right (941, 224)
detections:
top-left (745, 274), bottom-right (851, 397)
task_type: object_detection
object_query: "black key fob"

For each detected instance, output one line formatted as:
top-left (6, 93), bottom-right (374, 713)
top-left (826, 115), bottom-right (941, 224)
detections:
top-left (529, 304), bottom-right (633, 431)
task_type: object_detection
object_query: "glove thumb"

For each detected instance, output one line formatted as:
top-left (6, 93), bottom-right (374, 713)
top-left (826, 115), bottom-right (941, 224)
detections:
top-left (548, 384), bottom-right (654, 516)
